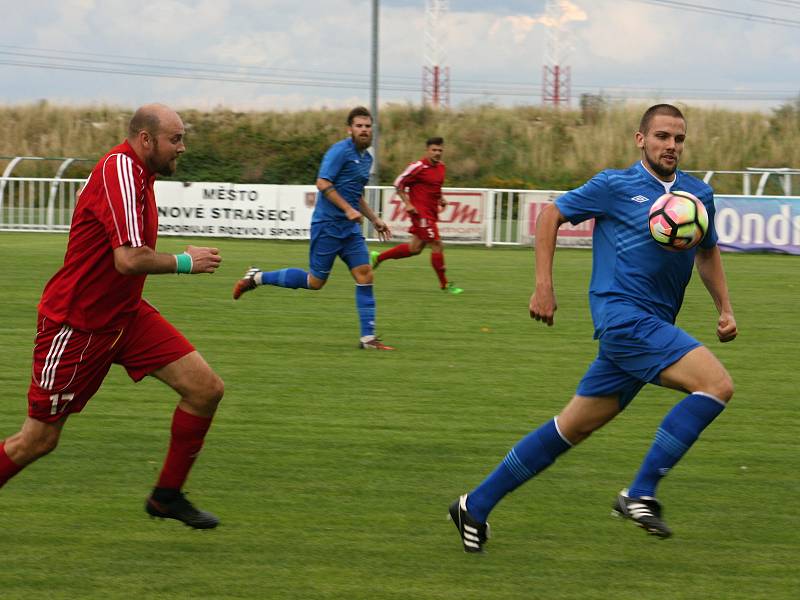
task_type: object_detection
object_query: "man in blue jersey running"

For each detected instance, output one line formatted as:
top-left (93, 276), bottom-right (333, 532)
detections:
top-left (233, 106), bottom-right (395, 350)
top-left (449, 104), bottom-right (738, 551)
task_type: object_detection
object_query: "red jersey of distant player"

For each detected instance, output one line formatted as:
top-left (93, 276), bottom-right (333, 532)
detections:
top-left (393, 157), bottom-right (446, 240)
top-left (38, 140), bottom-right (158, 331)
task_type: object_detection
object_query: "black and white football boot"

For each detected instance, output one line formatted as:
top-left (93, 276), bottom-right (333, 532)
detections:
top-left (448, 494), bottom-right (490, 553)
top-left (612, 488), bottom-right (673, 539)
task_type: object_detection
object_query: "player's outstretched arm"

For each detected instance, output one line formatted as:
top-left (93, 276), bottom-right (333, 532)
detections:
top-left (113, 244), bottom-right (221, 275)
top-left (530, 202), bottom-right (567, 326)
top-left (695, 245), bottom-right (737, 342)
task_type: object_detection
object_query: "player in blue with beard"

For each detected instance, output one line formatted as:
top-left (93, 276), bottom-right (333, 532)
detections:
top-left (449, 104), bottom-right (738, 552)
top-left (233, 106), bottom-right (395, 350)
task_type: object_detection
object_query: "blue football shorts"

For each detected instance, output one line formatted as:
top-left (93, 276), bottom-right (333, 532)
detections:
top-left (576, 314), bottom-right (702, 409)
top-left (308, 222), bottom-right (369, 280)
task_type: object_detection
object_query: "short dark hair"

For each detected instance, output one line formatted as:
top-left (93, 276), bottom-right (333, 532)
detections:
top-left (639, 104), bottom-right (685, 134)
top-left (347, 106), bottom-right (372, 125)
top-left (426, 136), bottom-right (444, 146)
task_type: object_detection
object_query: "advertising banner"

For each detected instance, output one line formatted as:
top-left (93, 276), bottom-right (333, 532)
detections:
top-left (154, 181), bottom-right (317, 239)
top-left (714, 195), bottom-right (800, 255)
top-left (380, 188), bottom-right (486, 241)
top-left (150, 181), bottom-right (800, 256)
top-left (521, 193), bottom-right (800, 255)
top-left (520, 191), bottom-right (594, 247)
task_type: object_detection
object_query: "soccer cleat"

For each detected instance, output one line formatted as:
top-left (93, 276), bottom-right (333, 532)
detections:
top-left (233, 267), bottom-right (260, 300)
top-left (442, 282), bottom-right (464, 295)
top-left (370, 250), bottom-right (381, 269)
top-left (145, 492), bottom-right (220, 529)
top-left (448, 494), bottom-right (490, 553)
top-left (359, 336), bottom-right (395, 351)
top-left (612, 488), bottom-right (672, 539)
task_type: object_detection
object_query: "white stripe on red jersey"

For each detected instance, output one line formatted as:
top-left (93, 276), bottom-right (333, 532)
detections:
top-left (40, 325), bottom-right (72, 390)
top-left (101, 156), bottom-right (124, 245)
top-left (119, 154), bottom-right (143, 247)
top-left (393, 160), bottom-right (424, 189)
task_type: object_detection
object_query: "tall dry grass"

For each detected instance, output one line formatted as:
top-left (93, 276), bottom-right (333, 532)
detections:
top-left (1, 100), bottom-right (798, 191)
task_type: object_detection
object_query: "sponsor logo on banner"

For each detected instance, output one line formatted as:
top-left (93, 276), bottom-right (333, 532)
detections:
top-left (154, 181), bottom-right (316, 239)
top-left (383, 190), bottom-right (485, 241)
top-left (714, 195), bottom-right (800, 255)
top-left (523, 194), bottom-right (594, 247)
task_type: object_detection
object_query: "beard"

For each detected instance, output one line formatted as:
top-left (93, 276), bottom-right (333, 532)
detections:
top-left (149, 138), bottom-right (178, 176)
top-left (352, 132), bottom-right (372, 150)
top-left (149, 158), bottom-right (176, 177)
top-left (644, 151), bottom-right (677, 179)
top-left (156, 159), bottom-right (177, 177)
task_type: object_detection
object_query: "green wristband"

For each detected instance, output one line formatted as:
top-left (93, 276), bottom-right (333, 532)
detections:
top-left (175, 252), bottom-right (193, 274)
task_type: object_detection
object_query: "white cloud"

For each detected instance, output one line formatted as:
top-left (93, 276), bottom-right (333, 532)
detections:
top-left (490, 0), bottom-right (587, 43)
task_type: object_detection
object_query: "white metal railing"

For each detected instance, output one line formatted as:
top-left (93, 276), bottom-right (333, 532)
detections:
top-left (0, 177), bottom-right (84, 231)
top-left (686, 168), bottom-right (800, 196)
top-left (0, 157), bottom-right (92, 229)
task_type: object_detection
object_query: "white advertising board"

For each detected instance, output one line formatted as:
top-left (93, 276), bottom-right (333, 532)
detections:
top-left (380, 188), bottom-right (486, 241)
top-left (518, 191), bottom-right (594, 247)
top-left (154, 181), bottom-right (317, 239)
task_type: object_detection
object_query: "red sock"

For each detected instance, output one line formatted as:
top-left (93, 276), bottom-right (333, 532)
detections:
top-left (156, 407), bottom-right (213, 490)
top-left (0, 441), bottom-right (24, 489)
top-left (431, 252), bottom-right (448, 288)
top-left (378, 243), bottom-right (412, 262)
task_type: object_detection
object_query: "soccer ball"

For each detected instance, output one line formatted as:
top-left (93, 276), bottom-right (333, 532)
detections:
top-left (648, 191), bottom-right (709, 251)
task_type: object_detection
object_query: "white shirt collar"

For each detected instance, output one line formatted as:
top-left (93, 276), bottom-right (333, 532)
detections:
top-left (640, 160), bottom-right (677, 193)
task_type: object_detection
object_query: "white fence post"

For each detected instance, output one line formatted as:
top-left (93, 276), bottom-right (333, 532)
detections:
top-left (484, 189), bottom-right (495, 247)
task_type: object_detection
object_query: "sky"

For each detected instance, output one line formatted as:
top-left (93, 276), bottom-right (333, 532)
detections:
top-left (2, 0), bottom-right (799, 113)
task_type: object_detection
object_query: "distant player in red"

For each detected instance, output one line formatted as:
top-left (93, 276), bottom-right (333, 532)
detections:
top-left (0, 104), bottom-right (225, 529)
top-left (371, 137), bottom-right (463, 294)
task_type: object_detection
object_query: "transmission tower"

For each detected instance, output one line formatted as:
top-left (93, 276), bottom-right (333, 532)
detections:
top-left (542, 0), bottom-right (571, 108)
top-left (422, 0), bottom-right (450, 108)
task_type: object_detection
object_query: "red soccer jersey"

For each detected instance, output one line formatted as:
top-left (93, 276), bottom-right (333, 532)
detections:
top-left (393, 158), bottom-right (446, 220)
top-left (38, 140), bottom-right (158, 331)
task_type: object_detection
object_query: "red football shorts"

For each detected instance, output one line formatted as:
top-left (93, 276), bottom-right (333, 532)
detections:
top-left (408, 215), bottom-right (441, 242)
top-left (27, 301), bottom-right (194, 423)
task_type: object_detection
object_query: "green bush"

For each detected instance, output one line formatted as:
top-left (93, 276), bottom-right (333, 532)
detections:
top-left (1, 100), bottom-right (798, 192)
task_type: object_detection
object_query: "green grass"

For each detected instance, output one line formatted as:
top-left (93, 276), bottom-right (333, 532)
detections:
top-left (0, 232), bottom-right (797, 599)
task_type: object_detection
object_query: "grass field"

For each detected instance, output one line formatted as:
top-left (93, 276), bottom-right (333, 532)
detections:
top-left (0, 232), bottom-right (797, 600)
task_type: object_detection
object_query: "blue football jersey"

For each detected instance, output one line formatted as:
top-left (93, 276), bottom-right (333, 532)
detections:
top-left (313, 137), bottom-right (373, 228)
top-left (555, 161), bottom-right (717, 337)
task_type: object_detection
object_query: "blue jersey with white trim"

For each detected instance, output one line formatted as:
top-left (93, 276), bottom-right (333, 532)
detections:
top-left (312, 137), bottom-right (373, 232)
top-left (555, 161), bottom-right (717, 338)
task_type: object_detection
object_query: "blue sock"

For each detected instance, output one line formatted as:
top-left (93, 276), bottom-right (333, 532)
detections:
top-left (355, 284), bottom-right (376, 337)
top-left (466, 418), bottom-right (572, 523)
top-left (261, 268), bottom-right (309, 289)
top-left (628, 392), bottom-right (726, 498)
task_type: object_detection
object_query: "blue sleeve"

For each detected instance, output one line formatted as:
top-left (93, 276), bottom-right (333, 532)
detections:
top-left (318, 142), bottom-right (346, 182)
top-left (554, 172), bottom-right (611, 225)
top-left (701, 190), bottom-right (718, 248)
